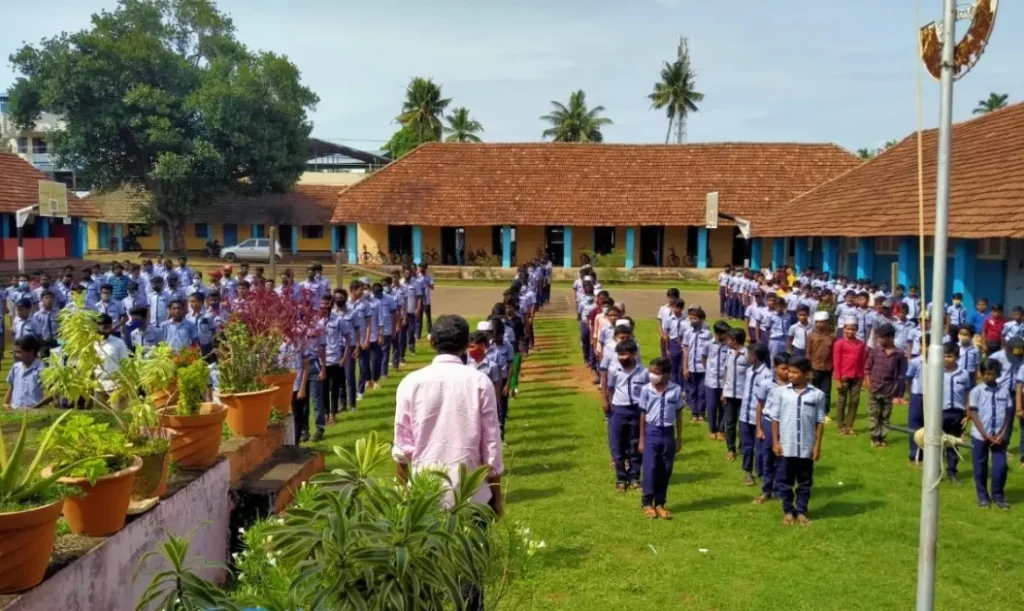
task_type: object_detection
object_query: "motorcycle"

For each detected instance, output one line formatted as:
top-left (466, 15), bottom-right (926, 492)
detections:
top-left (203, 240), bottom-right (222, 257)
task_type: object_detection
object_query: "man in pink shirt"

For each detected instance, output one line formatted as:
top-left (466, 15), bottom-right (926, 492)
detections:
top-left (393, 314), bottom-right (505, 513)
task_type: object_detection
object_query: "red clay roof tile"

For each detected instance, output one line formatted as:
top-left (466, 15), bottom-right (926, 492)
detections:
top-left (0, 153), bottom-right (98, 217)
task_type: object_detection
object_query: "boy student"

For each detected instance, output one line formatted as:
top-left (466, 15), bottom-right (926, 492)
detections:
top-left (657, 288), bottom-right (680, 357)
top-left (967, 297), bottom-right (990, 335)
top-left (638, 357), bottom-right (682, 520)
top-left (682, 306), bottom-right (710, 422)
top-left (864, 323), bottom-right (907, 448)
top-left (468, 329), bottom-right (503, 412)
top-left (13, 299), bottom-right (39, 348)
top-left (600, 320), bottom-right (637, 417)
top-left (738, 343), bottom-right (772, 486)
top-left (721, 327), bottom-right (750, 461)
top-left (1002, 306), bottom-right (1024, 342)
top-left (786, 305), bottom-right (812, 358)
top-left (983, 304), bottom-right (1006, 345)
top-left (577, 283), bottom-right (598, 366)
top-left (126, 306), bottom-right (161, 354)
top-left (946, 292), bottom-right (968, 331)
top-left (373, 282), bottom-right (398, 380)
top-left (755, 352), bottom-right (790, 504)
top-left (905, 340), bottom-right (926, 465)
top-left (833, 317), bottom-right (867, 435)
top-left (765, 298), bottom-right (788, 358)
top-left (974, 359), bottom-right (1014, 509)
top-left (769, 356), bottom-right (826, 526)
top-left (604, 339), bottom-right (648, 491)
top-left (160, 299), bottom-right (199, 354)
top-left (5, 335), bottom-right (47, 409)
top-left (807, 311), bottom-right (835, 418)
top-left (703, 320), bottom-right (731, 441)
top-left (326, 290), bottom-right (355, 418)
top-left (956, 324), bottom-right (981, 386)
top-left (489, 316), bottom-right (514, 437)
top-left (939, 342), bottom-right (971, 484)
top-left (32, 290), bottom-right (59, 355)
top-left (416, 263), bottom-right (435, 338)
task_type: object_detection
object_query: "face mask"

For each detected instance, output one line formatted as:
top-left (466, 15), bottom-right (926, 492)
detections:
top-left (618, 357), bottom-right (633, 368)
top-left (192, 278), bottom-right (201, 286)
top-left (468, 347), bottom-right (486, 363)
top-left (649, 373), bottom-right (663, 385)
top-left (691, 320), bottom-right (701, 329)
top-left (374, 291), bottom-right (383, 299)
top-left (18, 281), bottom-right (28, 289)
top-left (585, 296), bottom-right (595, 304)
top-left (41, 281), bottom-right (50, 289)
top-left (952, 300), bottom-right (962, 307)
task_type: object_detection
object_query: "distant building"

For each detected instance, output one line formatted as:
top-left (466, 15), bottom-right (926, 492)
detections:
top-left (0, 91), bottom-right (77, 188)
top-left (303, 139), bottom-right (390, 174)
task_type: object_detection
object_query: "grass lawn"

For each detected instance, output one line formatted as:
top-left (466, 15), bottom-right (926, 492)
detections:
top-left (317, 313), bottom-right (1024, 611)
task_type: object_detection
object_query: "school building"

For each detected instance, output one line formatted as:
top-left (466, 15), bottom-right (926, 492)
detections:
top-left (329, 142), bottom-right (860, 269)
top-left (0, 153), bottom-right (97, 261)
top-left (751, 102), bottom-right (1024, 311)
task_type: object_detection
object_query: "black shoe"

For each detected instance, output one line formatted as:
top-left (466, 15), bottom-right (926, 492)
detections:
top-left (312, 429), bottom-right (324, 442)
top-left (948, 473), bottom-right (962, 486)
top-left (995, 500), bottom-right (1011, 510)
top-left (978, 500), bottom-right (991, 509)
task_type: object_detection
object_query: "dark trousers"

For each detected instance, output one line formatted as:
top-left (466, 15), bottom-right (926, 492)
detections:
top-left (416, 303), bottom-right (432, 339)
top-left (357, 348), bottom-right (371, 394)
top-left (498, 378), bottom-right (509, 438)
top-left (579, 321), bottom-right (592, 366)
top-left (779, 457), bottom-right (814, 516)
top-left (325, 363), bottom-right (346, 416)
top-left (739, 422), bottom-right (757, 474)
top-left (291, 379), bottom-right (325, 438)
top-left (668, 346), bottom-right (683, 386)
top-left (344, 357), bottom-right (357, 408)
top-left (686, 372), bottom-right (705, 417)
top-left (706, 387), bottom-right (724, 434)
top-left (609, 405), bottom-right (642, 484)
top-left (718, 287), bottom-right (726, 316)
top-left (378, 335), bottom-right (392, 377)
top-left (292, 389), bottom-right (309, 439)
top-left (405, 313), bottom-right (417, 353)
top-left (724, 397), bottom-right (742, 452)
top-left (972, 437), bottom-right (1008, 503)
top-left (368, 341), bottom-right (383, 383)
top-left (641, 426), bottom-right (676, 507)
top-left (942, 410), bottom-right (965, 475)
top-left (907, 393), bottom-right (924, 461)
top-left (811, 370), bottom-right (832, 414)
top-left (393, 326), bottom-right (406, 368)
top-left (760, 416), bottom-right (780, 497)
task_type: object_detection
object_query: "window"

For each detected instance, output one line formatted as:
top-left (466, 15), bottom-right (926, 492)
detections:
top-left (593, 227), bottom-right (615, 254)
top-left (301, 225), bottom-right (323, 239)
top-left (16, 137), bottom-right (28, 154)
top-left (256, 239), bottom-right (270, 248)
top-left (32, 138), bottom-right (47, 154)
top-left (194, 223), bottom-right (209, 239)
top-left (237, 239), bottom-right (256, 248)
top-left (978, 238), bottom-right (1007, 260)
top-left (875, 236), bottom-right (899, 254)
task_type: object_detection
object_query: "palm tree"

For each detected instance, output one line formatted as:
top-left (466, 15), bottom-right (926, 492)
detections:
top-left (648, 57), bottom-right (703, 144)
top-left (397, 77), bottom-right (452, 141)
top-left (443, 107), bottom-right (484, 142)
top-left (856, 148), bottom-right (875, 161)
top-left (540, 90), bottom-right (613, 143)
top-left (973, 92), bottom-right (1009, 114)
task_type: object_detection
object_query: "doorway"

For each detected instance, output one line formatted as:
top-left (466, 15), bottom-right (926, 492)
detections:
top-left (279, 224), bottom-right (293, 251)
top-left (441, 226), bottom-right (463, 265)
top-left (593, 226), bottom-right (616, 255)
top-left (223, 224), bottom-right (238, 247)
top-left (640, 226), bottom-right (664, 267)
top-left (732, 227), bottom-right (748, 266)
top-left (545, 226), bottom-right (565, 266)
top-left (388, 225), bottom-right (413, 255)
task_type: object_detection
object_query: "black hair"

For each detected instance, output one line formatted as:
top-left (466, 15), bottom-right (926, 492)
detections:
top-left (797, 305), bottom-right (810, 314)
top-left (898, 302), bottom-right (909, 314)
top-left (491, 303), bottom-right (506, 316)
top-left (615, 338), bottom-right (638, 355)
top-left (607, 305), bottom-right (622, 316)
top-left (772, 352), bottom-right (791, 367)
top-left (97, 314), bottom-right (113, 326)
top-left (874, 323), bottom-right (896, 339)
top-left (976, 296), bottom-right (988, 304)
top-left (952, 292), bottom-right (963, 300)
top-left (712, 320), bottom-right (731, 335)
top-left (100, 283), bottom-right (113, 292)
top-left (432, 315), bottom-right (470, 355)
top-left (789, 356), bottom-right (813, 373)
top-left (349, 280), bottom-right (363, 290)
top-left (943, 342), bottom-right (960, 358)
top-left (130, 306), bottom-right (148, 318)
top-left (666, 288), bottom-right (680, 298)
top-left (992, 303), bottom-right (1004, 312)
top-left (958, 323), bottom-right (975, 335)
top-left (207, 290), bottom-right (221, 300)
top-left (749, 343), bottom-right (770, 366)
top-left (40, 289), bottom-right (53, 298)
top-left (489, 316), bottom-right (506, 342)
top-left (728, 327), bottom-right (747, 345)
top-left (168, 298), bottom-right (186, 309)
top-left (980, 357), bottom-right (1002, 376)
top-left (672, 298), bottom-right (686, 310)
top-left (371, 282), bottom-right (383, 292)
top-left (649, 356), bottom-right (671, 374)
top-left (15, 298), bottom-right (31, 309)
top-left (1005, 337), bottom-right (1024, 354)
top-left (691, 307), bottom-right (706, 320)
top-left (469, 331), bottom-right (489, 346)
top-left (14, 335), bottom-right (40, 354)
top-left (239, 280), bottom-right (251, 289)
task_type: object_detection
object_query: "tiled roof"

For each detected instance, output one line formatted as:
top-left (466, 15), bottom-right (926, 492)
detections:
top-left (756, 102), bottom-right (1024, 238)
top-left (87, 184), bottom-right (340, 226)
top-left (0, 153), bottom-right (99, 217)
top-left (330, 142), bottom-right (860, 226)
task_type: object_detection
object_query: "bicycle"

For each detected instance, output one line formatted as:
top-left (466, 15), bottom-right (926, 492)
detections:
top-left (666, 246), bottom-right (681, 267)
top-left (579, 251), bottom-right (592, 267)
top-left (361, 245), bottom-right (375, 265)
top-left (376, 248), bottom-right (389, 265)
top-left (423, 247), bottom-right (440, 265)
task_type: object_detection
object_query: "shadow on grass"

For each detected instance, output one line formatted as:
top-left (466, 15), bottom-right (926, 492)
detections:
top-left (670, 494), bottom-right (752, 513)
top-left (508, 486), bottom-right (565, 504)
top-left (671, 470), bottom-right (718, 485)
top-left (535, 544), bottom-right (591, 570)
top-left (815, 500), bottom-right (886, 519)
top-left (525, 444), bottom-right (578, 458)
top-left (509, 432), bottom-right (574, 446)
top-left (508, 461), bottom-right (576, 477)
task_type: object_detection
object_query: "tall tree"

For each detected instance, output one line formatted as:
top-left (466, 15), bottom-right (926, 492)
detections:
top-left (540, 90), bottom-right (613, 143)
top-left (383, 125), bottom-right (436, 159)
top-left (648, 50), bottom-right (703, 144)
top-left (6, 0), bottom-right (318, 251)
top-left (443, 107), bottom-right (484, 143)
top-left (397, 77), bottom-right (451, 142)
top-left (973, 92), bottom-right (1009, 114)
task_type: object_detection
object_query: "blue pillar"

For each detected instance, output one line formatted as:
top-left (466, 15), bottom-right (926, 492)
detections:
top-left (822, 237), bottom-right (839, 276)
top-left (563, 226), bottom-right (573, 268)
top-left (953, 239), bottom-right (977, 313)
top-left (750, 238), bottom-right (762, 270)
top-left (346, 224), bottom-right (358, 264)
top-left (39, 217), bottom-right (50, 238)
top-left (771, 238), bottom-right (785, 270)
top-left (695, 227), bottom-right (707, 269)
top-left (856, 238), bottom-right (875, 281)
top-left (1, 214), bottom-right (10, 238)
top-left (501, 225), bottom-right (512, 268)
top-left (251, 224), bottom-right (260, 238)
top-left (793, 237), bottom-right (809, 273)
top-left (78, 221), bottom-right (88, 256)
top-left (330, 226), bottom-right (340, 254)
top-left (290, 225), bottom-right (299, 255)
top-left (412, 225), bottom-right (423, 265)
top-left (115, 223), bottom-right (124, 252)
top-left (625, 227), bottom-right (636, 269)
top-left (898, 236), bottom-right (918, 288)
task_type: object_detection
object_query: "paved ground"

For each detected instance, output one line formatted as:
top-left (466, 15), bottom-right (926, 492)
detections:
top-left (430, 286), bottom-right (719, 318)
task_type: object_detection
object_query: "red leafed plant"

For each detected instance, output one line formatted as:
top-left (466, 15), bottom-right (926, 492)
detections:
top-left (226, 287), bottom-right (324, 369)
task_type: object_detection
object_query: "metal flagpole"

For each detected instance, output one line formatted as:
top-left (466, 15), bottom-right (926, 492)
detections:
top-left (916, 0), bottom-right (956, 608)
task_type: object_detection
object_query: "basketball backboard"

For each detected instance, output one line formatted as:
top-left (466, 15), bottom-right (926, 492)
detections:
top-left (38, 180), bottom-right (68, 217)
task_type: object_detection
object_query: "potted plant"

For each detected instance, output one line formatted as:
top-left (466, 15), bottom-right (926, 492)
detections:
top-left (0, 412), bottom-right (97, 593)
top-left (215, 322), bottom-right (279, 437)
top-left (45, 414), bottom-right (141, 537)
top-left (159, 359), bottom-right (227, 469)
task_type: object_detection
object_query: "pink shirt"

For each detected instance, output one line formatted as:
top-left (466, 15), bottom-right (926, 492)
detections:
top-left (393, 354), bottom-right (504, 504)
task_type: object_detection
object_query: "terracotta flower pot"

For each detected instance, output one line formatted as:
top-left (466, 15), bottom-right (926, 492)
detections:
top-left (262, 372), bottom-right (296, 416)
top-left (0, 499), bottom-right (64, 594)
top-left (159, 403), bottom-right (227, 470)
top-left (54, 456), bottom-right (143, 537)
top-left (150, 390), bottom-right (174, 410)
top-left (217, 386), bottom-right (279, 437)
top-left (131, 448), bottom-right (170, 501)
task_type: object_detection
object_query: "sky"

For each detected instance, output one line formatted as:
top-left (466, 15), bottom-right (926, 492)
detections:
top-left (1, 0), bottom-right (1020, 153)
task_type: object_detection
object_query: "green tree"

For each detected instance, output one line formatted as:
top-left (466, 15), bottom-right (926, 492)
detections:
top-left (648, 56), bottom-right (703, 144)
top-left (540, 90), bottom-right (613, 143)
top-left (397, 77), bottom-right (451, 142)
top-left (383, 125), bottom-right (436, 159)
top-left (443, 107), bottom-right (484, 143)
top-left (973, 92), bottom-right (1009, 114)
top-left (6, 0), bottom-right (318, 251)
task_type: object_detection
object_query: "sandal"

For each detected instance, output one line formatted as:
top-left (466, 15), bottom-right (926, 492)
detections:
top-left (643, 506), bottom-right (658, 519)
top-left (796, 514), bottom-right (812, 527)
top-left (782, 514), bottom-right (796, 526)
top-left (655, 506), bottom-right (673, 520)
top-left (752, 495), bottom-right (768, 505)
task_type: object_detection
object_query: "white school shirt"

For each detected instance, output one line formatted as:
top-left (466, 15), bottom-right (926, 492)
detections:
top-left (787, 322), bottom-right (811, 350)
top-left (766, 384), bottom-right (827, 459)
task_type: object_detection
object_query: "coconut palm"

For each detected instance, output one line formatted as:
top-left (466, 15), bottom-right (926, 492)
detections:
top-left (540, 90), bottom-right (613, 143)
top-left (443, 107), bottom-right (484, 142)
top-left (397, 77), bottom-right (452, 141)
top-left (856, 148), bottom-right (875, 161)
top-left (973, 92), bottom-right (1009, 115)
top-left (648, 57), bottom-right (703, 144)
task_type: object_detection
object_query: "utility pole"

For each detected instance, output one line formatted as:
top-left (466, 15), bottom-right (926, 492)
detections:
top-left (916, 0), bottom-right (956, 608)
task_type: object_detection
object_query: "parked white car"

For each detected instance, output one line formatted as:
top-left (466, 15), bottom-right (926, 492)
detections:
top-left (220, 238), bottom-right (283, 262)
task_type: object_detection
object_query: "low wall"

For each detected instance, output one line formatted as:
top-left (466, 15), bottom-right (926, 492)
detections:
top-left (4, 460), bottom-right (230, 611)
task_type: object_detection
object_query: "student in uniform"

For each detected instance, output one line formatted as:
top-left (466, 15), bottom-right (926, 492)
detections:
top-left (786, 305), bottom-right (812, 358)
top-left (939, 342), bottom-right (971, 484)
top-left (604, 339), bottom-right (648, 492)
top-left (467, 330), bottom-right (503, 407)
top-left (955, 324), bottom-right (981, 386)
top-left (490, 317), bottom-right (514, 437)
top-left (160, 299), bottom-right (199, 354)
top-left (12, 299), bottom-right (39, 350)
top-left (946, 292), bottom-right (967, 332)
top-left (755, 352), bottom-right (790, 503)
top-left (739, 343), bottom-right (772, 486)
top-left (299, 327), bottom-right (328, 442)
top-left (186, 293), bottom-right (214, 357)
top-left (5, 336), bottom-right (48, 409)
top-left (769, 356), bottom-right (826, 526)
top-left (402, 268), bottom-right (423, 357)
top-left (289, 341), bottom-right (311, 442)
top-left (638, 357), bottom-right (682, 520)
top-left (662, 299), bottom-right (686, 386)
top-left (905, 335), bottom-right (926, 467)
top-left (721, 327), bottom-right (750, 461)
top-left (864, 323), bottom-right (907, 448)
top-left (32, 290), bottom-right (59, 356)
top-left (682, 306), bottom-right (710, 422)
top-left (126, 306), bottom-right (161, 355)
top-left (325, 290), bottom-right (354, 419)
top-left (96, 284), bottom-right (125, 330)
top-left (969, 358), bottom-right (1013, 509)
top-left (703, 320), bottom-right (731, 441)
top-left (833, 317), bottom-right (867, 436)
top-left (1002, 306), bottom-right (1024, 343)
top-left (416, 263), bottom-right (435, 338)
top-left (373, 282), bottom-right (398, 380)
top-left (657, 289), bottom-right (680, 358)
top-left (577, 283), bottom-right (598, 366)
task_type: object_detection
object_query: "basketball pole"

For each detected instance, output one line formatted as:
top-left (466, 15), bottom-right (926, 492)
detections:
top-left (15, 204), bottom-right (39, 276)
top-left (916, 0), bottom-right (956, 609)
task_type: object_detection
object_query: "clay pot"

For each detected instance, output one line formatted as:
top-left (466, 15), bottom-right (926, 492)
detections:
top-left (216, 386), bottom-right (279, 437)
top-left (54, 456), bottom-right (143, 537)
top-left (262, 372), bottom-right (296, 416)
top-left (131, 448), bottom-right (170, 501)
top-left (159, 403), bottom-right (227, 470)
top-left (0, 499), bottom-right (64, 594)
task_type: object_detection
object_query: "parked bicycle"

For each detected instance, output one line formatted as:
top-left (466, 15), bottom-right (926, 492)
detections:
top-left (682, 251), bottom-right (713, 267)
top-left (423, 247), bottom-right (440, 265)
top-left (666, 246), bottom-right (681, 267)
top-left (361, 245), bottom-right (375, 265)
top-left (376, 247), bottom-right (389, 265)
